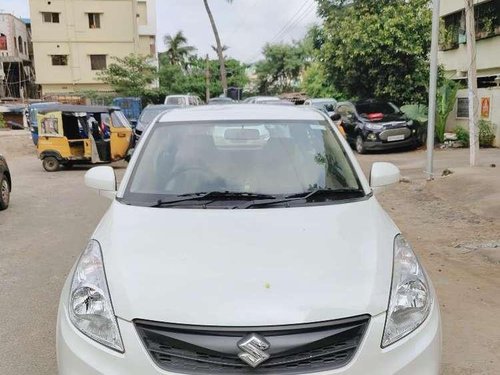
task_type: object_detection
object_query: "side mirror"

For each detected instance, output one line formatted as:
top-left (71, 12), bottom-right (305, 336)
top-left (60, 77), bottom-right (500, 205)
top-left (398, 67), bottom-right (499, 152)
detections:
top-left (370, 162), bottom-right (400, 188)
top-left (85, 166), bottom-right (117, 199)
top-left (330, 113), bottom-right (341, 121)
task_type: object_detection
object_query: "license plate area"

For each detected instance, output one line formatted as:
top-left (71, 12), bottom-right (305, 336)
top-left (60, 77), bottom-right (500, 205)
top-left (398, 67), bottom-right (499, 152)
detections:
top-left (387, 134), bottom-right (405, 142)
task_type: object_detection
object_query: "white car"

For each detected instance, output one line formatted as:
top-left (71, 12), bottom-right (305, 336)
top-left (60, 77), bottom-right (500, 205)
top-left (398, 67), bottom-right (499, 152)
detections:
top-left (57, 105), bottom-right (441, 374)
top-left (243, 96), bottom-right (282, 104)
top-left (164, 94), bottom-right (203, 106)
top-left (304, 98), bottom-right (338, 117)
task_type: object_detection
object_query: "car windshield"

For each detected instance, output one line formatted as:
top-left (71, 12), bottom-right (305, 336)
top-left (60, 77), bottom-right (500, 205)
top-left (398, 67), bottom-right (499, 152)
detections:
top-left (123, 120), bottom-right (363, 207)
top-left (356, 102), bottom-right (399, 116)
top-left (139, 108), bottom-right (167, 125)
top-left (312, 101), bottom-right (337, 111)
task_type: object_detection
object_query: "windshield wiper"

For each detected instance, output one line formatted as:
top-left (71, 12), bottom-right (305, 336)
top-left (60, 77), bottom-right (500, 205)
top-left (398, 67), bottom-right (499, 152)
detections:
top-left (241, 188), bottom-right (366, 209)
top-left (151, 191), bottom-right (277, 208)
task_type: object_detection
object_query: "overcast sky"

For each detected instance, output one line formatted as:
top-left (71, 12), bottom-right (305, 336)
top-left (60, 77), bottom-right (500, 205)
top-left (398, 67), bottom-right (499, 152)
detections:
top-left (1, 0), bottom-right (319, 63)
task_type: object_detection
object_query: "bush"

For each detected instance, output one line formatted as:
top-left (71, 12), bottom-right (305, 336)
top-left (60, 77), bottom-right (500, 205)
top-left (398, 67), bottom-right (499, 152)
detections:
top-left (455, 126), bottom-right (469, 145)
top-left (0, 113), bottom-right (5, 128)
top-left (479, 120), bottom-right (496, 147)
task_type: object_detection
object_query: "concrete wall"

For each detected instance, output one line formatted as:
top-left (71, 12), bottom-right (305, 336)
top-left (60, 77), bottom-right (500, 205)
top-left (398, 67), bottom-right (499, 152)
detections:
top-left (441, 0), bottom-right (492, 17)
top-left (439, 36), bottom-right (500, 78)
top-left (438, 0), bottom-right (500, 78)
top-left (446, 87), bottom-right (500, 147)
top-left (29, 0), bottom-right (157, 94)
top-left (0, 14), bottom-right (30, 61)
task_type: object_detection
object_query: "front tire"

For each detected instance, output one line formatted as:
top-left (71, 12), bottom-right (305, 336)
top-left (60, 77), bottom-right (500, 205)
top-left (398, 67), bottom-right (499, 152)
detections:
top-left (356, 135), bottom-right (366, 154)
top-left (0, 174), bottom-right (10, 210)
top-left (42, 156), bottom-right (60, 172)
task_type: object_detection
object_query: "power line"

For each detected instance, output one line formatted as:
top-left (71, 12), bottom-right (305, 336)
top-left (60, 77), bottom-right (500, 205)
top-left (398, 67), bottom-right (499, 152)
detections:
top-left (269, 1), bottom-right (316, 45)
top-left (246, 0), bottom-right (316, 64)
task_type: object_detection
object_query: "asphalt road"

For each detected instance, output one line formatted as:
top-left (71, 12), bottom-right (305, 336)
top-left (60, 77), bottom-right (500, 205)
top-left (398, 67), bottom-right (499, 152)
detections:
top-left (0, 134), bottom-right (499, 374)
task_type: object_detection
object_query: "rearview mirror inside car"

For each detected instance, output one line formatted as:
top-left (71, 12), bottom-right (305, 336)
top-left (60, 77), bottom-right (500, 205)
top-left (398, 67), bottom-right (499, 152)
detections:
top-left (370, 162), bottom-right (400, 189)
top-left (85, 166), bottom-right (117, 199)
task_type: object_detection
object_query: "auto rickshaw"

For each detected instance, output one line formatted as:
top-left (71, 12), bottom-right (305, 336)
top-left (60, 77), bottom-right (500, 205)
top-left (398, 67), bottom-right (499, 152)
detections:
top-left (36, 105), bottom-right (133, 172)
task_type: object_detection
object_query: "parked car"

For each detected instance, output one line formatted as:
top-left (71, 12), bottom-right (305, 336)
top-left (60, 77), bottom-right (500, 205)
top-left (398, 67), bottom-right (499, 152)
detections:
top-left (336, 99), bottom-right (421, 153)
top-left (208, 96), bottom-right (235, 105)
top-left (112, 97), bottom-right (142, 128)
top-left (134, 104), bottom-right (181, 142)
top-left (260, 99), bottom-right (295, 106)
top-left (0, 154), bottom-right (11, 210)
top-left (164, 95), bottom-right (203, 106)
top-left (243, 96), bottom-right (281, 104)
top-left (304, 98), bottom-right (338, 116)
top-left (57, 104), bottom-right (441, 374)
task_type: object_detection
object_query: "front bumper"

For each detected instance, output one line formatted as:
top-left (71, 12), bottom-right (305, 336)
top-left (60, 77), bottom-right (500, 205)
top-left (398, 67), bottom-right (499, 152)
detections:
top-left (57, 298), bottom-right (441, 375)
top-left (363, 137), bottom-right (418, 151)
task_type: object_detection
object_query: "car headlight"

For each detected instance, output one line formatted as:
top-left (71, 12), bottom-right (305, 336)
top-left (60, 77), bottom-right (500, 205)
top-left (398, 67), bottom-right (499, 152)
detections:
top-left (407, 120), bottom-right (414, 127)
top-left (382, 235), bottom-right (432, 347)
top-left (365, 123), bottom-right (384, 130)
top-left (68, 240), bottom-right (124, 352)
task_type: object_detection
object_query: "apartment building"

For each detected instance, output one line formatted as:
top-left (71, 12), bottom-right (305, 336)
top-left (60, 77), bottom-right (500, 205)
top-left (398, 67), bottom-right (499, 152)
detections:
top-left (28, 0), bottom-right (157, 95)
top-left (439, 0), bottom-right (500, 146)
top-left (0, 13), bottom-right (36, 98)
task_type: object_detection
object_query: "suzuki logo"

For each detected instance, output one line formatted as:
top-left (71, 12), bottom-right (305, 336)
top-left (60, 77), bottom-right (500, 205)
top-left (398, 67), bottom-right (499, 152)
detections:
top-left (237, 333), bottom-right (271, 368)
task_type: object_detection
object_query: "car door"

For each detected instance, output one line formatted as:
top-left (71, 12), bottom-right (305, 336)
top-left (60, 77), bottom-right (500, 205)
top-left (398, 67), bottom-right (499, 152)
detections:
top-left (109, 110), bottom-right (133, 161)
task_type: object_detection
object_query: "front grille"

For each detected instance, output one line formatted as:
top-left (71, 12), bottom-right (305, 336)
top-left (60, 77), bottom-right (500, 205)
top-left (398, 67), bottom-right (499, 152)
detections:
top-left (379, 127), bottom-right (411, 141)
top-left (135, 315), bottom-right (370, 374)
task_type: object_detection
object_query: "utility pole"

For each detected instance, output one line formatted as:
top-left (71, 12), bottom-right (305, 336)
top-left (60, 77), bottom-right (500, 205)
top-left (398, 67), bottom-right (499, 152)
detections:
top-left (426, 0), bottom-right (441, 181)
top-left (465, 0), bottom-right (479, 166)
top-left (205, 54), bottom-right (211, 103)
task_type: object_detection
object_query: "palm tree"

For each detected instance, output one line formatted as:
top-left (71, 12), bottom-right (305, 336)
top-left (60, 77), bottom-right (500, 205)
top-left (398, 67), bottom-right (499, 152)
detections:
top-left (211, 44), bottom-right (229, 60)
top-left (203, 0), bottom-right (231, 93)
top-left (163, 31), bottom-right (196, 67)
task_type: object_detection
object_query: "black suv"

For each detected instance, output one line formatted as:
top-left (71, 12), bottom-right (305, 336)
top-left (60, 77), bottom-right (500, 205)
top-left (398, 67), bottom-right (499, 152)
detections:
top-left (335, 99), bottom-right (420, 153)
top-left (0, 154), bottom-right (12, 210)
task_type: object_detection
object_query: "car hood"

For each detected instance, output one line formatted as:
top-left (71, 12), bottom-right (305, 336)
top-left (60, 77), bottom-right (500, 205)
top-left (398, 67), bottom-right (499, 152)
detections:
top-left (95, 197), bottom-right (398, 326)
top-left (363, 113), bottom-right (408, 124)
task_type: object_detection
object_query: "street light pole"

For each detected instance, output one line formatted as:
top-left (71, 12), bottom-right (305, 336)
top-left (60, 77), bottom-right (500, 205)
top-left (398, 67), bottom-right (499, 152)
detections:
top-left (426, 0), bottom-right (441, 181)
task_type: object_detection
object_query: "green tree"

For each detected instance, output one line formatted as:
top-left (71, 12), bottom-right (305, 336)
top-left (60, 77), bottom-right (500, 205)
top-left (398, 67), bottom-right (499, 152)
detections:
top-left (436, 79), bottom-right (459, 143)
top-left (203, 0), bottom-right (233, 93)
top-left (163, 31), bottom-right (196, 67)
top-left (159, 56), bottom-right (248, 101)
top-left (98, 54), bottom-right (157, 97)
top-left (255, 42), bottom-right (308, 94)
top-left (316, 0), bottom-right (433, 104)
top-left (301, 62), bottom-right (340, 98)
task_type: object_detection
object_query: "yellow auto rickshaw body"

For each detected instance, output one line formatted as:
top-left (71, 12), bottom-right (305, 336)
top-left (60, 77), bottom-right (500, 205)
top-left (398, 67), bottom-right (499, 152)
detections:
top-left (36, 105), bottom-right (132, 171)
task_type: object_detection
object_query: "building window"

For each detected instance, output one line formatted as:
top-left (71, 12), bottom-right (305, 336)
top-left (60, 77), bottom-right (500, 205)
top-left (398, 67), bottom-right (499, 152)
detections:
top-left (90, 55), bottom-right (107, 70)
top-left (42, 12), bottom-right (60, 23)
top-left (24, 42), bottom-right (28, 53)
top-left (18, 37), bottom-right (23, 53)
top-left (51, 55), bottom-right (68, 66)
top-left (88, 13), bottom-right (101, 29)
top-left (456, 98), bottom-right (469, 119)
top-left (0, 34), bottom-right (7, 51)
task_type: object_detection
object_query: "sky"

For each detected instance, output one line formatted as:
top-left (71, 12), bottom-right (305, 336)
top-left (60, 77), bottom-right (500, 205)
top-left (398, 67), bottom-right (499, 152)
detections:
top-left (1, 0), bottom-right (320, 63)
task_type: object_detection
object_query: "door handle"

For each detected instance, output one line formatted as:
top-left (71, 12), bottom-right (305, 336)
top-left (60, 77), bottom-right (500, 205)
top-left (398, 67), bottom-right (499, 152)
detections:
top-left (118, 133), bottom-right (126, 138)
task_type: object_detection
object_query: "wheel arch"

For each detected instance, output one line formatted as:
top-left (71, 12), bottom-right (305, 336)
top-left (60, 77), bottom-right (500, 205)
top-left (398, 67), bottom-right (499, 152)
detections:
top-left (40, 150), bottom-right (63, 161)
